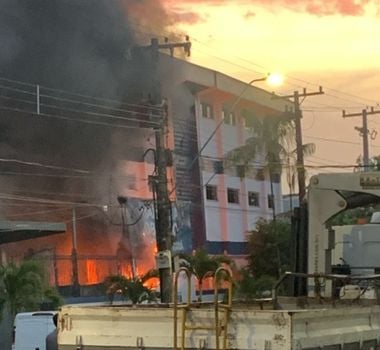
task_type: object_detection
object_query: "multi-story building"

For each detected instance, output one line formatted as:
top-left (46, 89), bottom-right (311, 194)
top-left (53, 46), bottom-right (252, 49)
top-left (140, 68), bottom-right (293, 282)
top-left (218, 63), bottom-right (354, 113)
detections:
top-left (159, 54), bottom-right (293, 263)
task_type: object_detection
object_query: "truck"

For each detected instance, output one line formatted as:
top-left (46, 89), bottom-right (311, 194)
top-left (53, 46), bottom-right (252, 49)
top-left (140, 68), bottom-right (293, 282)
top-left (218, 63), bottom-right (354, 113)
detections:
top-left (57, 172), bottom-right (380, 350)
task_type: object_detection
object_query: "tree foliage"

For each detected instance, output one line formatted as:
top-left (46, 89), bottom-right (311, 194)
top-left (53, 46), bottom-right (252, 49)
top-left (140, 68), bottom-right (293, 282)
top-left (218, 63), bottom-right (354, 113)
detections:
top-left (246, 219), bottom-right (291, 278)
top-left (226, 114), bottom-right (315, 216)
top-left (104, 269), bottom-right (159, 305)
top-left (226, 114), bottom-right (294, 177)
top-left (0, 260), bottom-right (61, 318)
top-left (356, 154), bottom-right (380, 172)
top-left (328, 207), bottom-right (373, 226)
top-left (237, 270), bottom-right (276, 300)
top-left (237, 219), bottom-right (291, 299)
top-left (178, 249), bottom-right (232, 301)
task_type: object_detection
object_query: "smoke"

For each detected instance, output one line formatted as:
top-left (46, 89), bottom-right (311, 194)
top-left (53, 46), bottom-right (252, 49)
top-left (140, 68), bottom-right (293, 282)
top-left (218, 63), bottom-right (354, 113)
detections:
top-left (0, 0), bottom-right (168, 204)
top-left (0, 1), bottom-right (134, 96)
top-left (164, 0), bottom-right (373, 17)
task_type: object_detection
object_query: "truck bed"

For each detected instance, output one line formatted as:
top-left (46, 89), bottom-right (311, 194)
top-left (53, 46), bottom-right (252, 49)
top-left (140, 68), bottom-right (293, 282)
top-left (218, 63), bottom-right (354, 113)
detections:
top-left (58, 300), bottom-right (380, 350)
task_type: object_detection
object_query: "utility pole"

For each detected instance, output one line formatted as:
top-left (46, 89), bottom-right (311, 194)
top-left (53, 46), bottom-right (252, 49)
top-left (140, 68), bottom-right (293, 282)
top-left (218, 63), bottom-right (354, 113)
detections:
top-left (273, 87), bottom-right (324, 202)
top-left (148, 37), bottom-right (191, 303)
top-left (343, 107), bottom-right (380, 171)
top-left (273, 87), bottom-right (324, 296)
top-left (71, 207), bottom-right (80, 297)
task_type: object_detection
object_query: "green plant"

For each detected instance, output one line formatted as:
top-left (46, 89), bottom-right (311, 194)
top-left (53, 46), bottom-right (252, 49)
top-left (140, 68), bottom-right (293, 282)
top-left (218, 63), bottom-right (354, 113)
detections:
top-left (178, 249), bottom-right (232, 301)
top-left (41, 287), bottom-right (63, 310)
top-left (246, 219), bottom-right (291, 278)
top-left (226, 114), bottom-right (315, 218)
top-left (0, 260), bottom-right (47, 318)
top-left (104, 269), bottom-right (158, 305)
top-left (237, 269), bottom-right (276, 300)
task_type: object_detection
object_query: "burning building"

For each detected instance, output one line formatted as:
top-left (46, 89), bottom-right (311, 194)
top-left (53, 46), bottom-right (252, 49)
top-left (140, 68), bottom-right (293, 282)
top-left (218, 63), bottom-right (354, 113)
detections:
top-left (0, 0), bottom-right (291, 291)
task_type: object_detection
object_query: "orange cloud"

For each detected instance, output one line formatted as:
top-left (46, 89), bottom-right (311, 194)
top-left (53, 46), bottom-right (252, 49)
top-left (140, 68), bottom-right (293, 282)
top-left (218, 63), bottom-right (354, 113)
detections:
top-left (170, 8), bottom-right (207, 24)
top-left (163, 0), bottom-right (373, 17)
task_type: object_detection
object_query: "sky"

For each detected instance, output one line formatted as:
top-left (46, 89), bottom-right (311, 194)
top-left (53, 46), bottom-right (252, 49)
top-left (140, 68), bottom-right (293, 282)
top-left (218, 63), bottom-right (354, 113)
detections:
top-left (159, 0), bottom-right (380, 186)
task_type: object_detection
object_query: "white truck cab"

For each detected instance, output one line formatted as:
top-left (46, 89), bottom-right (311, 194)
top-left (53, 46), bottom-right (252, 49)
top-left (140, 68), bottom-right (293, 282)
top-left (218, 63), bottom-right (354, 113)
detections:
top-left (12, 311), bottom-right (57, 350)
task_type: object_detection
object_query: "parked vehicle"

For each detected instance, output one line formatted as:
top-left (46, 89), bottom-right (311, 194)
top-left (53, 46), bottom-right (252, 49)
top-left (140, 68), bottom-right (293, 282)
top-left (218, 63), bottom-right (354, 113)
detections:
top-left (12, 311), bottom-right (56, 350)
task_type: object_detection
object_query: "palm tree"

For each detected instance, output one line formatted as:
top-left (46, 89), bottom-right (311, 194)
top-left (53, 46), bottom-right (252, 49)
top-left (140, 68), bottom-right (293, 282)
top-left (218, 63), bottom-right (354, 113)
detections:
top-left (0, 260), bottom-right (47, 318)
top-left (178, 249), bottom-right (232, 301)
top-left (226, 113), bottom-right (315, 218)
top-left (0, 260), bottom-right (62, 349)
top-left (282, 141), bottom-right (315, 211)
top-left (104, 269), bottom-right (159, 305)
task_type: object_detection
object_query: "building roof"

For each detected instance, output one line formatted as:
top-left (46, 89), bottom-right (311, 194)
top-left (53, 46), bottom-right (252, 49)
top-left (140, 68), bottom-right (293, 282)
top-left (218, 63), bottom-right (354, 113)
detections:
top-left (0, 221), bottom-right (66, 244)
top-left (159, 53), bottom-right (293, 113)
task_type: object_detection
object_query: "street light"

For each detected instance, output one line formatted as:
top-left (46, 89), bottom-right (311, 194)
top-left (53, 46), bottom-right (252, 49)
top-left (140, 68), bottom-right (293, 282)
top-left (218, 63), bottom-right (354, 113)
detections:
top-left (267, 73), bottom-right (283, 87)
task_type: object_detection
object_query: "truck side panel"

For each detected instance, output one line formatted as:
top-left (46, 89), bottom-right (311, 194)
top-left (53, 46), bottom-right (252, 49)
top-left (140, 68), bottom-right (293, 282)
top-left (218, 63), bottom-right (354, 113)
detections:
top-left (58, 305), bottom-right (291, 350)
top-left (292, 307), bottom-right (380, 350)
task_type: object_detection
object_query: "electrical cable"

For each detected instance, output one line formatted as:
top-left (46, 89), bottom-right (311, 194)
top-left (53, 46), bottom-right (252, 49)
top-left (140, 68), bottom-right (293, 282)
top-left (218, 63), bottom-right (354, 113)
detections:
top-left (0, 76), bottom-right (164, 111)
top-left (0, 106), bottom-right (156, 130)
top-left (0, 94), bottom-right (162, 127)
top-left (0, 158), bottom-right (90, 174)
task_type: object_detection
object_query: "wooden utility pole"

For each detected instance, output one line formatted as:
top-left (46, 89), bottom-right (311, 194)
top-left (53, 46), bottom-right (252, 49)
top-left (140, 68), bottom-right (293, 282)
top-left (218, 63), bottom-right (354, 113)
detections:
top-left (343, 107), bottom-right (380, 171)
top-left (148, 37), bottom-right (191, 303)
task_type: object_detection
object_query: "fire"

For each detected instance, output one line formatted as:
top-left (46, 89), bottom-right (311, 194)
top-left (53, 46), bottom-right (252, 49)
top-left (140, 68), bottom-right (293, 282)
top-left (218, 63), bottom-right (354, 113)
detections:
top-left (86, 260), bottom-right (99, 284)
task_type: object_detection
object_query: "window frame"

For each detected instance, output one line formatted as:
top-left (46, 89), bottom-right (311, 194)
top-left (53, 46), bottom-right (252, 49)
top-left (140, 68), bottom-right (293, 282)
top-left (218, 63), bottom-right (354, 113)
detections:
top-left (222, 109), bottom-right (236, 126)
top-left (201, 103), bottom-right (214, 119)
top-left (227, 188), bottom-right (240, 204)
top-left (205, 185), bottom-right (218, 201)
top-left (248, 191), bottom-right (260, 207)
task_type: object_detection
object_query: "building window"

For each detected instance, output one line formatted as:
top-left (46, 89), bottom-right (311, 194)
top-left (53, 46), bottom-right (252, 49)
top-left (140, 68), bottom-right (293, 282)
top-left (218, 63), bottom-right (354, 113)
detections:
top-left (222, 109), bottom-right (235, 125)
top-left (241, 109), bottom-right (255, 129)
top-left (206, 185), bottom-right (218, 200)
top-left (248, 192), bottom-right (260, 207)
top-left (227, 188), bottom-right (239, 204)
top-left (268, 194), bottom-right (274, 209)
top-left (201, 103), bottom-right (213, 119)
top-left (213, 160), bottom-right (224, 174)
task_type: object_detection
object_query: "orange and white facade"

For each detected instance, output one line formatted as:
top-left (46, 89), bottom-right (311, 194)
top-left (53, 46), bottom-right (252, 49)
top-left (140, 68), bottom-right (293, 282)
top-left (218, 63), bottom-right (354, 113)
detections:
top-left (160, 55), bottom-right (292, 260)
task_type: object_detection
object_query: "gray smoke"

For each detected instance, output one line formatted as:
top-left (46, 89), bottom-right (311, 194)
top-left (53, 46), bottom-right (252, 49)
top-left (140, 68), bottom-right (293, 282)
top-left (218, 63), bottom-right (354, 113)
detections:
top-left (0, 0), bottom-right (159, 205)
top-left (0, 0), bottom-right (134, 95)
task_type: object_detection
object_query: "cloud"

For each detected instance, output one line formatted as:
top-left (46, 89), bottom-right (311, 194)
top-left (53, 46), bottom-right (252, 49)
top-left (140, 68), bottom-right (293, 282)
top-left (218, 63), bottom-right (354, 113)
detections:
top-left (171, 9), bottom-right (207, 24)
top-left (304, 0), bottom-right (370, 16)
top-left (164, 0), bottom-right (374, 17)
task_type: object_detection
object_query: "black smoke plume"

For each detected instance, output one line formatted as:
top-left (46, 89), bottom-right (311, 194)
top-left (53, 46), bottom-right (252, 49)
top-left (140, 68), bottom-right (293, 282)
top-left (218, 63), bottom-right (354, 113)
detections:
top-left (0, 0), bottom-right (158, 203)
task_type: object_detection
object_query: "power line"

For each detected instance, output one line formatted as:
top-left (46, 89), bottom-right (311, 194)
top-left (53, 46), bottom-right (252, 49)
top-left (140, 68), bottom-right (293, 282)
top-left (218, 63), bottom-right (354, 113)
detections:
top-left (0, 158), bottom-right (90, 174)
top-left (0, 171), bottom-right (147, 180)
top-left (0, 106), bottom-right (155, 130)
top-left (190, 37), bottom-right (379, 107)
top-left (0, 76), bottom-right (164, 111)
top-left (0, 93), bottom-right (162, 127)
top-left (125, 22), bottom-right (379, 110)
